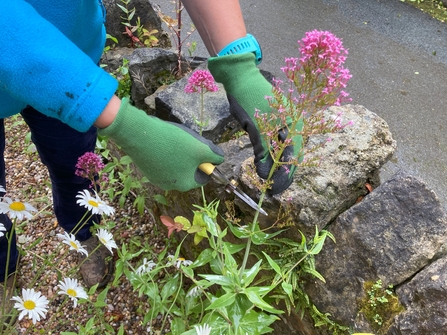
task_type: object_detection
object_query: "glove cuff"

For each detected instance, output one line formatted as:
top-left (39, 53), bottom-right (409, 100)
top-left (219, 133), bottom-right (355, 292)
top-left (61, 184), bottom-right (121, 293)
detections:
top-left (208, 53), bottom-right (263, 95)
top-left (97, 97), bottom-right (141, 139)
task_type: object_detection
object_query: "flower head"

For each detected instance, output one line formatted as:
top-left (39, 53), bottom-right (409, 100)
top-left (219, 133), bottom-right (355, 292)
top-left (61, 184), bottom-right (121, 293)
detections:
top-left (173, 257), bottom-right (193, 269)
top-left (11, 288), bottom-right (49, 325)
top-left (75, 152), bottom-right (108, 188)
top-left (136, 258), bottom-right (156, 275)
top-left (194, 323), bottom-right (212, 335)
top-left (0, 197), bottom-right (37, 221)
top-left (186, 286), bottom-right (201, 298)
top-left (57, 231), bottom-right (88, 256)
top-left (57, 278), bottom-right (88, 308)
top-left (76, 190), bottom-right (114, 216)
top-left (185, 69), bottom-right (218, 94)
top-left (0, 223), bottom-right (6, 238)
top-left (167, 254), bottom-right (193, 268)
top-left (95, 228), bottom-right (117, 254)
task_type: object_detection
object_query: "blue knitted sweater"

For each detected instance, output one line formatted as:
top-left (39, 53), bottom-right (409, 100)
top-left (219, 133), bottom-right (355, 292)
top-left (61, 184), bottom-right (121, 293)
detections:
top-left (0, 1), bottom-right (118, 131)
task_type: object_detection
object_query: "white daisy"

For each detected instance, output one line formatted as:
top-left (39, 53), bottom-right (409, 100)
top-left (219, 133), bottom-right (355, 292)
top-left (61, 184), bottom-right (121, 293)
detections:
top-left (0, 223), bottom-right (6, 238)
top-left (76, 190), bottom-right (114, 216)
top-left (0, 197), bottom-right (37, 221)
top-left (95, 228), bottom-right (117, 254)
top-left (57, 278), bottom-right (88, 308)
top-left (135, 258), bottom-right (156, 275)
top-left (195, 323), bottom-right (212, 335)
top-left (11, 288), bottom-right (49, 325)
top-left (174, 257), bottom-right (193, 269)
top-left (186, 286), bottom-right (201, 298)
top-left (57, 231), bottom-right (88, 256)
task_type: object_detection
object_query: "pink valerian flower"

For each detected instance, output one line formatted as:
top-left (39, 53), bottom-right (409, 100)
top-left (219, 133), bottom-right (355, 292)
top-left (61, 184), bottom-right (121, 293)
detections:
top-left (75, 152), bottom-right (108, 188)
top-left (279, 30), bottom-right (352, 110)
top-left (184, 69), bottom-right (219, 94)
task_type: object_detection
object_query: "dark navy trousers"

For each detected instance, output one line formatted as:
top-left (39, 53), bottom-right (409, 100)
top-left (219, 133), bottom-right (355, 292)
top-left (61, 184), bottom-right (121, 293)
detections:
top-left (0, 107), bottom-right (100, 281)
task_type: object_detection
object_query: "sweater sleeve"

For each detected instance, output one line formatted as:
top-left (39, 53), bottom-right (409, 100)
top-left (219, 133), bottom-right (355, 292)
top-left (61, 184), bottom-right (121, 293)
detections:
top-left (0, 1), bottom-right (118, 132)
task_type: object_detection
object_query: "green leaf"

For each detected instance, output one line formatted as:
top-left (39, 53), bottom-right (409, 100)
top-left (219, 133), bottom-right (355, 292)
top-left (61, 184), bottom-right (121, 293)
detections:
top-left (182, 266), bottom-right (194, 279)
top-left (224, 242), bottom-right (246, 254)
top-left (227, 294), bottom-right (252, 330)
top-left (203, 213), bottom-right (219, 237)
top-left (94, 287), bottom-right (109, 308)
top-left (119, 155), bottom-right (133, 165)
top-left (262, 251), bottom-right (281, 275)
top-left (153, 194), bottom-right (168, 205)
top-left (242, 260), bottom-right (262, 287)
top-left (226, 221), bottom-right (251, 239)
top-left (190, 248), bottom-right (214, 268)
top-left (281, 282), bottom-right (294, 301)
top-left (244, 288), bottom-right (283, 314)
top-left (251, 229), bottom-right (285, 245)
top-left (305, 268), bottom-right (326, 283)
top-left (161, 275), bottom-right (180, 300)
top-left (174, 216), bottom-right (191, 230)
top-left (206, 292), bottom-right (236, 310)
top-left (170, 317), bottom-right (186, 334)
top-left (193, 232), bottom-right (205, 245)
top-left (239, 310), bottom-right (279, 334)
top-left (200, 274), bottom-right (232, 287)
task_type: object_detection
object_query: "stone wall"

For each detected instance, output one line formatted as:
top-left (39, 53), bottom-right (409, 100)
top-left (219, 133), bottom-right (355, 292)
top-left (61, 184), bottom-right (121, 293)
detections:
top-left (107, 44), bottom-right (447, 335)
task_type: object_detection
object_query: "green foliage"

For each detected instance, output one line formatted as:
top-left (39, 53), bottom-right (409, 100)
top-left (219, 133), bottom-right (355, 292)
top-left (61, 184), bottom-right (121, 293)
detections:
top-left (400, 0), bottom-right (447, 22)
top-left (118, 0), bottom-right (159, 47)
top-left (360, 279), bottom-right (404, 333)
top-left (96, 135), bottom-right (149, 215)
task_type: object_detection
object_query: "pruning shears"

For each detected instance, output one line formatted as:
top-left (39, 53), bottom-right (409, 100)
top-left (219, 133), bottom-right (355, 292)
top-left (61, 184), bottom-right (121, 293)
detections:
top-left (199, 163), bottom-right (268, 216)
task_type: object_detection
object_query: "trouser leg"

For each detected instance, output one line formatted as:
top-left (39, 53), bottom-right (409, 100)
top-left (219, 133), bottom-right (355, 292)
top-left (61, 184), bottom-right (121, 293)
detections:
top-left (0, 119), bottom-right (19, 282)
top-left (20, 107), bottom-right (100, 242)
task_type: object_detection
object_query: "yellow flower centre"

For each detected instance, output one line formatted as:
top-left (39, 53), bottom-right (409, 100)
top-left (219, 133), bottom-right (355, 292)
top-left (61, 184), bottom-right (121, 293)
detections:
top-left (88, 200), bottom-right (99, 207)
top-left (99, 237), bottom-right (106, 244)
top-left (67, 288), bottom-right (77, 297)
top-left (23, 300), bottom-right (36, 310)
top-left (69, 241), bottom-right (79, 250)
top-left (10, 201), bottom-right (25, 211)
top-left (178, 257), bottom-right (185, 261)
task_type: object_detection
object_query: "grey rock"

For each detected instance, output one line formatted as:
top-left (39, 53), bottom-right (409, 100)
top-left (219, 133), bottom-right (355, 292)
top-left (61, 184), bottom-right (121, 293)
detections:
top-left (303, 172), bottom-right (447, 332)
top-left (128, 48), bottom-right (179, 109)
top-left (101, 47), bottom-right (134, 75)
top-left (389, 256), bottom-right (447, 335)
top-left (240, 104), bottom-right (396, 237)
top-left (154, 63), bottom-right (240, 143)
top-left (102, 0), bottom-right (170, 48)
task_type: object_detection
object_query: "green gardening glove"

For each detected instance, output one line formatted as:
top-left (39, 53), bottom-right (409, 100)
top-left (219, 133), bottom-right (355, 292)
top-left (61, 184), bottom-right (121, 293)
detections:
top-left (98, 98), bottom-right (224, 192)
top-left (208, 53), bottom-right (303, 195)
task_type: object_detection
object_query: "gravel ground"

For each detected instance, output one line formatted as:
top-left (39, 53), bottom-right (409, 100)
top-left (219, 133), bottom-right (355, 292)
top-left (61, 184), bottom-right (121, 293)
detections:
top-left (3, 116), bottom-right (170, 334)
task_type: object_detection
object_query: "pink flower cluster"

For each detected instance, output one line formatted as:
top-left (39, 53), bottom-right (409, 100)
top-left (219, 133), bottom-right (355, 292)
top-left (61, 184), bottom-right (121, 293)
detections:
top-left (280, 30), bottom-right (352, 106)
top-left (75, 152), bottom-right (108, 188)
top-left (184, 69), bottom-right (219, 94)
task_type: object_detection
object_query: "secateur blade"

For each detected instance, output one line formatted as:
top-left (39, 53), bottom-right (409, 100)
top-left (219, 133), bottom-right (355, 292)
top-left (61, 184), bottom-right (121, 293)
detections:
top-left (199, 163), bottom-right (268, 216)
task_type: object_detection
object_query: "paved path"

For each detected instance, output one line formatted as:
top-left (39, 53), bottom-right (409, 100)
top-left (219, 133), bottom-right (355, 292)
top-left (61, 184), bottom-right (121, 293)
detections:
top-left (160, 0), bottom-right (447, 209)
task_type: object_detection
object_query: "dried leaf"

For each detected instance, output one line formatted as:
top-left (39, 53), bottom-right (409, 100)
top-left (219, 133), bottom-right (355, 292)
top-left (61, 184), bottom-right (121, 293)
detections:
top-left (160, 215), bottom-right (183, 237)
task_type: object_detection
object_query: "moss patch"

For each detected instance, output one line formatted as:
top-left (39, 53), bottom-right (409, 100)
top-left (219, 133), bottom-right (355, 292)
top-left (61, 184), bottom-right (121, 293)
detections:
top-left (359, 280), bottom-right (405, 334)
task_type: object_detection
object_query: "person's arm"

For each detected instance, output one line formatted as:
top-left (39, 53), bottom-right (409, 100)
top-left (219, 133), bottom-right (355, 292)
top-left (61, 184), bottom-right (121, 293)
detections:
top-left (183, 1), bottom-right (302, 194)
top-left (181, 0), bottom-right (246, 56)
top-left (0, 1), bottom-right (117, 132)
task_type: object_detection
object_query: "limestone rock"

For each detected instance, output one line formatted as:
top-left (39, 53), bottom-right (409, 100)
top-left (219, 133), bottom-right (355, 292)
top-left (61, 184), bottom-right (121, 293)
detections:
top-left (154, 65), bottom-right (239, 143)
top-left (128, 48), bottom-right (179, 110)
top-left (388, 256), bottom-right (447, 334)
top-left (240, 104), bottom-right (396, 237)
top-left (303, 172), bottom-right (447, 333)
